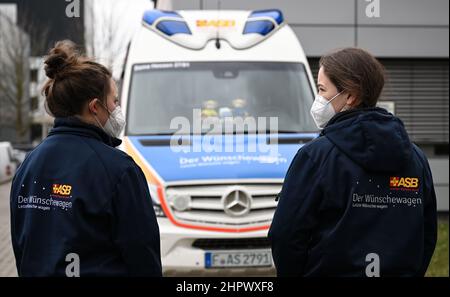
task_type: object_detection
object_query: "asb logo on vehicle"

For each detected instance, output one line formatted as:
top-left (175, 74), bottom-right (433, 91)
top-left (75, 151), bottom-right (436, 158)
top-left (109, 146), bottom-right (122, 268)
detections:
top-left (196, 19), bottom-right (236, 28)
top-left (52, 184), bottom-right (72, 197)
top-left (390, 177), bottom-right (419, 191)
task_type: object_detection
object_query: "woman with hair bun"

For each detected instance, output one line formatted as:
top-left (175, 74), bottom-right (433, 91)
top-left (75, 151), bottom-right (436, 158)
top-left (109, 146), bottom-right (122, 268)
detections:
top-left (10, 40), bottom-right (162, 277)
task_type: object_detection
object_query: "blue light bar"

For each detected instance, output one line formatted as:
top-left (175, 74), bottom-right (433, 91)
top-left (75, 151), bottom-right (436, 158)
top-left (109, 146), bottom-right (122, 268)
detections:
top-left (142, 9), bottom-right (191, 36)
top-left (243, 20), bottom-right (275, 36)
top-left (156, 20), bottom-right (192, 36)
top-left (249, 9), bottom-right (284, 25)
top-left (143, 9), bottom-right (181, 26)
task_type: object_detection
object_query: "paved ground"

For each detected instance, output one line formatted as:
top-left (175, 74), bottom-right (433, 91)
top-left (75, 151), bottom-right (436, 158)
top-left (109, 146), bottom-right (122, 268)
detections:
top-left (0, 181), bottom-right (17, 277)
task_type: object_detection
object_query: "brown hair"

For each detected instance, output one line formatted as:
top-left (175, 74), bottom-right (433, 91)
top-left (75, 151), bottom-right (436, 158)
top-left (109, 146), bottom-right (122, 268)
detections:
top-left (319, 47), bottom-right (385, 108)
top-left (42, 40), bottom-right (112, 117)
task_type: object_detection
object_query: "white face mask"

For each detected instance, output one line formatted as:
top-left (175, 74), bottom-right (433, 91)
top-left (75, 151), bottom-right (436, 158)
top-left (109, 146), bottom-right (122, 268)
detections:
top-left (103, 106), bottom-right (126, 138)
top-left (94, 103), bottom-right (126, 138)
top-left (310, 91), bottom-right (343, 129)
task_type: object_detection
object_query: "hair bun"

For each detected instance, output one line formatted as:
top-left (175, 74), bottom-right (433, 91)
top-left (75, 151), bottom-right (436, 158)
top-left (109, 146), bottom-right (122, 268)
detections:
top-left (44, 40), bottom-right (80, 79)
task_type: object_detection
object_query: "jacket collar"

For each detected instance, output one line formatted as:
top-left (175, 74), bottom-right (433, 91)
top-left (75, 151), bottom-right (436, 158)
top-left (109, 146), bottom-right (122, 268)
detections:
top-left (48, 116), bottom-right (122, 148)
top-left (320, 107), bottom-right (388, 136)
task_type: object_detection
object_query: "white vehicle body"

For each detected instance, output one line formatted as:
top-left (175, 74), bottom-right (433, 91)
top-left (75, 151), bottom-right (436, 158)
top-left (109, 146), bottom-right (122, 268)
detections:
top-left (120, 9), bottom-right (318, 274)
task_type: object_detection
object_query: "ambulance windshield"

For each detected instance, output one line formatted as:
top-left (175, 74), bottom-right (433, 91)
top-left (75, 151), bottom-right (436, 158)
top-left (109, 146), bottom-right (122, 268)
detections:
top-left (126, 62), bottom-right (317, 135)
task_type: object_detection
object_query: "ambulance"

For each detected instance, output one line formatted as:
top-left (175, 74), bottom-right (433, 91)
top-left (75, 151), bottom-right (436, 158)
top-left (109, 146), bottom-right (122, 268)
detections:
top-left (120, 8), bottom-right (318, 275)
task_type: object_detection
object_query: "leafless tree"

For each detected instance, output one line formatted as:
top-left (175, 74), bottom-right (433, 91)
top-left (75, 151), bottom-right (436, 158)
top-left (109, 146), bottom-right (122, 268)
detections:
top-left (84, 0), bottom-right (129, 74)
top-left (0, 10), bottom-right (48, 141)
top-left (0, 12), bottom-right (30, 140)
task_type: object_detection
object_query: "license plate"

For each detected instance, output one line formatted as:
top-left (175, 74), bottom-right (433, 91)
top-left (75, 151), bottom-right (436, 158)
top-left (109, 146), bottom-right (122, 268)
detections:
top-left (205, 250), bottom-right (272, 268)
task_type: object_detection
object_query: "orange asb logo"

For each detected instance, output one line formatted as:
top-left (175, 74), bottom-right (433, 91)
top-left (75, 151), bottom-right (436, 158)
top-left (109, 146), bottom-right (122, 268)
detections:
top-left (196, 19), bottom-right (236, 28)
top-left (390, 177), bottom-right (419, 190)
top-left (52, 184), bottom-right (72, 196)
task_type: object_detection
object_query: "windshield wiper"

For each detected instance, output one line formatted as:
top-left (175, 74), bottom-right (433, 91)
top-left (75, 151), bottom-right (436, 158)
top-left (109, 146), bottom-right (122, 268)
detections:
top-left (128, 131), bottom-right (177, 136)
top-left (129, 130), bottom-right (316, 136)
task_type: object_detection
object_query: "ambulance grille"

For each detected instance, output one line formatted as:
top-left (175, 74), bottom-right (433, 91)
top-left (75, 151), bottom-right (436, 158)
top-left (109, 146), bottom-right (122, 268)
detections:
top-left (164, 183), bottom-right (281, 227)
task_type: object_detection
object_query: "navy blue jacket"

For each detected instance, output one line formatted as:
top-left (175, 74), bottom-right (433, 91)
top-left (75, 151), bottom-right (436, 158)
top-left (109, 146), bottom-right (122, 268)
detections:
top-left (10, 117), bottom-right (162, 276)
top-left (269, 108), bottom-right (437, 277)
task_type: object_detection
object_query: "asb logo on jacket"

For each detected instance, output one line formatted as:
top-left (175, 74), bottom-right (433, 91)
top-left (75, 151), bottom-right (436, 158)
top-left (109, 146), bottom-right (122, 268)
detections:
top-left (52, 184), bottom-right (72, 197)
top-left (390, 177), bottom-right (419, 191)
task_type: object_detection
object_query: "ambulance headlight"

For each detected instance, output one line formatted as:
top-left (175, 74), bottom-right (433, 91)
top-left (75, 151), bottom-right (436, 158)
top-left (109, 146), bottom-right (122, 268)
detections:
top-left (167, 192), bottom-right (191, 212)
top-left (148, 183), bottom-right (166, 217)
